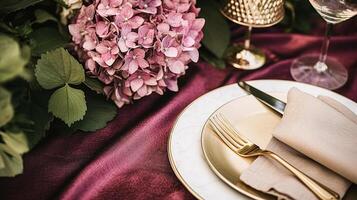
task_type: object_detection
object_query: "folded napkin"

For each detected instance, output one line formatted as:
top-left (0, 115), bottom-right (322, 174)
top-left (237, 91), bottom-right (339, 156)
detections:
top-left (240, 88), bottom-right (357, 200)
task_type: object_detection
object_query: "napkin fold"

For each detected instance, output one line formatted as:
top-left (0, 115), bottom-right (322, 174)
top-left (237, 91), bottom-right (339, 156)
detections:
top-left (240, 88), bottom-right (357, 200)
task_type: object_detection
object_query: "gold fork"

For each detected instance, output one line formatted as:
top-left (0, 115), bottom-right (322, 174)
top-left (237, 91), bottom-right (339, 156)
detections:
top-left (209, 113), bottom-right (340, 200)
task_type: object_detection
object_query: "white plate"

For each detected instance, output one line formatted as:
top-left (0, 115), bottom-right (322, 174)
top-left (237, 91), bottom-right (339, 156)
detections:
top-left (167, 80), bottom-right (357, 200)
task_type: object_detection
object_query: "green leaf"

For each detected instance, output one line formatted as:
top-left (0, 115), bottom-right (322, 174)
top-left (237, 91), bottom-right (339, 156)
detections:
top-left (199, 47), bottom-right (226, 69)
top-left (28, 102), bottom-right (53, 148)
top-left (0, 34), bottom-right (28, 83)
top-left (29, 27), bottom-right (68, 56)
top-left (33, 9), bottom-right (57, 24)
top-left (0, 0), bottom-right (44, 14)
top-left (48, 84), bottom-right (87, 126)
top-left (72, 94), bottom-right (117, 132)
top-left (0, 87), bottom-right (14, 127)
top-left (0, 22), bottom-right (16, 34)
top-left (0, 132), bottom-right (29, 154)
top-left (84, 76), bottom-right (104, 94)
top-left (0, 130), bottom-right (28, 177)
top-left (0, 143), bottom-right (23, 177)
top-left (35, 48), bottom-right (85, 89)
top-left (198, 0), bottom-right (230, 58)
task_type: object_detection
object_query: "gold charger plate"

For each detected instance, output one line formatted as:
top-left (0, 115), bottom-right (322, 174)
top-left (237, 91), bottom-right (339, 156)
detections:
top-left (201, 92), bottom-right (357, 200)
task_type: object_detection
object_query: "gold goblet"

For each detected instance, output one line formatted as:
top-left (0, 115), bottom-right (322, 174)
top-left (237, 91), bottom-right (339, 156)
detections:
top-left (221, 0), bottom-right (285, 70)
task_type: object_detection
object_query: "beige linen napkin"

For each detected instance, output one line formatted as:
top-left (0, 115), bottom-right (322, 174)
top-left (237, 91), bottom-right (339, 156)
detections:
top-left (240, 88), bottom-right (357, 200)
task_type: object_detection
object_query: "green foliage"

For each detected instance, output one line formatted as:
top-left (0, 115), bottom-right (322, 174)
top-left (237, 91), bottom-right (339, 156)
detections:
top-left (0, 143), bottom-right (23, 177)
top-left (199, 47), bottom-right (226, 69)
top-left (0, 34), bottom-right (29, 83)
top-left (33, 9), bottom-right (57, 24)
top-left (27, 90), bottom-right (53, 148)
top-left (29, 27), bottom-right (68, 56)
top-left (29, 9), bottom-right (68, 56)
top-left (0, 131), bottom-right (29, 154)
top-left (0, 84), bottom-right (32, 176)
top-left (35, 48), bottom-right (85, 89)
top-left (0, 129), bottom-right (30, 177)
top-left (72, 94), bottom-right (117, 132)
top-left (34, 47), bottom-right (117, 129)
top-left (84, 76), bottom-right (104, 94)
top-left (198, 0), bottom-right (230, 59)
top-left (0, 87), bottom-right (14, 127)
top-left (35, 48), bottom-right (87, 126)
top-left (48, 84), bottom-right (87, 126)
top-left (0, 0), bottom-right (97, 177)
top-left (0, 0), bottom-right (44, 14)
top-left (281, 0), bottom-right (316, 33)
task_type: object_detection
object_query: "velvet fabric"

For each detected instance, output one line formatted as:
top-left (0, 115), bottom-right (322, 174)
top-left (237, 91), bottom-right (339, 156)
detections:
top-left (0, 20), bottom-right (357, 200)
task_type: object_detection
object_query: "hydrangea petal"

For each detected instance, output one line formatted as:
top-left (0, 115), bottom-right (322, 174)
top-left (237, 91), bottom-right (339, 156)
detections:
top-left (168, 60), bottom-right (184, 74)
top-left (137, 85), bottom-right (148, 96)
top-left (164, 47), bottom-right (178, 57)
top-left (130, 79), bottom-right (144, 92)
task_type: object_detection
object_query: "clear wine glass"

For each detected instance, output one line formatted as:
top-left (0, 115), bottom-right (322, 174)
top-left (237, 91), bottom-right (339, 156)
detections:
top-left (290, 0), bottom-right (357, 90)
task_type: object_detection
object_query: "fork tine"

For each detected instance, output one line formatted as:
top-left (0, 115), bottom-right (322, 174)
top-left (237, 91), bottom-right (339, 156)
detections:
top-left (217, 113), bottom-right (250, 144)
top-left (210, 116), bottom-right (241, 149)
top-left (214, 114), bottom-right (248, 146)
top-left (211, 115), bottom-right (244, 148)
top-left (209, 118), bottom-right (239, 152)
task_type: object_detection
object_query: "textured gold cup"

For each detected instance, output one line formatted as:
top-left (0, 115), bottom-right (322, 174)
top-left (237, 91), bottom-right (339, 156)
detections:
top-left (221, 0), bottom-right (285, 27)
top-left (221, 0), bottom-right (285, 70)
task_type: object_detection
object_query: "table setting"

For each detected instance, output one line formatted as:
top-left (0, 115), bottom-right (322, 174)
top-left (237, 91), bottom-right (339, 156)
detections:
top-left (0, 0), bottom-right (356, 200)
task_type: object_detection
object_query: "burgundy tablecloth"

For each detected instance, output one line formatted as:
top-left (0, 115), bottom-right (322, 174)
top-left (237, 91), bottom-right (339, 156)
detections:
top-left (1, 19), bottom-right (357, 200)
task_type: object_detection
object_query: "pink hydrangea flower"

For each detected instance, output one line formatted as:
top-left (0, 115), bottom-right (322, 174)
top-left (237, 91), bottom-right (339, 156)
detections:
top-left (95, 20), bottom-right (112, 38)
top-left (82, 27), bottom-right (98, 50)
top-left (138, 25), bottom-right (155, 48)
top-left (160, 35), bottom-right (179, 57)
top-left (126, 70), bottom-right (158, 99)
top-left (95, 40), bottom-right (119, 66)
top-left (76, 4), bottom-right (96, 22)
top-left (122, 49), bottom-right (149, 74)
top-left (97, 0), bottom-right (123, 17)
top-left (68, 5), bottom-right (96, 43)
top-left (161, 72), bottom-right (179, 91)
top-left (138, 0), bottom-right (162, 14)
top-left (69, 0), bottom-right (205, 108)
top-left (104, 82), bottom-right (131, 107)
top-left (163, 0), bottom-right (192, 13)
top-left (166, 12), bottom-right (183, 27)
top-left (114, 3), bottom-right (144, 29)
top-left (118, 26), bottom-right (138, 52)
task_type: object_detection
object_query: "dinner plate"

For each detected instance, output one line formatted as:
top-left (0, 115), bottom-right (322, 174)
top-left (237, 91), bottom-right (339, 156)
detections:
top-left (167, 80), bottom-right (357, 200)
top-left (201, 93), bottom-right (285, 200)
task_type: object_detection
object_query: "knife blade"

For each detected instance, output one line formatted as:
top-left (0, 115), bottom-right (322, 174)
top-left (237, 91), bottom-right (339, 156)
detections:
top-left (238, 81), bottom-right (286, 115)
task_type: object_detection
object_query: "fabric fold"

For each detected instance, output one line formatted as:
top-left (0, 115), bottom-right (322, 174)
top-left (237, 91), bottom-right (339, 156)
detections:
top-left (240, 88), bottom-right (357, 200)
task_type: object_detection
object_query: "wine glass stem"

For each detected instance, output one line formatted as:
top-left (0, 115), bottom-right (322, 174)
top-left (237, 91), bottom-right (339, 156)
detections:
top-left (314, 22), bottom-right (333, 72)
top-left (244, 26), bottom-right (252, 49)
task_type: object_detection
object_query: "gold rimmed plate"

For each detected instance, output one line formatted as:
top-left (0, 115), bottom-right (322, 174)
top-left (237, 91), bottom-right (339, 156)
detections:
top-left (168, 80), bottom-right (357, 200)
top-left (201, 92), bottom-right (357, 200)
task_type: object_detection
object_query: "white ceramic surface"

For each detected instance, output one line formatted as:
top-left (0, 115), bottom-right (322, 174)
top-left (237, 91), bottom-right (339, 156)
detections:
top-left (168, 80), bottom-right (357, 200)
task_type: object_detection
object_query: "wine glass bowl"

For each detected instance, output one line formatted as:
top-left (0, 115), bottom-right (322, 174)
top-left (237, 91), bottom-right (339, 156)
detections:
top-left (291, 0), bottom-right (357, 90)
top-left (309, 0), bottom-right (357, 24)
